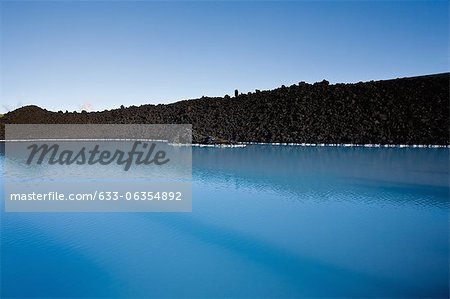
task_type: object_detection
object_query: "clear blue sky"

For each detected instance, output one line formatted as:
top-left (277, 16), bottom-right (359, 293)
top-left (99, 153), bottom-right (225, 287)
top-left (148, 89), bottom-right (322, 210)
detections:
top-left (1, 1), bottom-right (448, 113)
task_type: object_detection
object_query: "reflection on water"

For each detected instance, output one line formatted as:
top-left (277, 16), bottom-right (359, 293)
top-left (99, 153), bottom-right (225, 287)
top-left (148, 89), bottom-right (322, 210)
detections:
top-left (1, 144), bottom-right (449, 298)
top-left (194, 146), bottom-right (449, 207)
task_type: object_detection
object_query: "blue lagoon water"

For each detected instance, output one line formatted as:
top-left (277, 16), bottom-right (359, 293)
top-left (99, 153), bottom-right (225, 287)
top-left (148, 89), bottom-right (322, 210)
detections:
top-left (1, 145), bottom-right (449, 298)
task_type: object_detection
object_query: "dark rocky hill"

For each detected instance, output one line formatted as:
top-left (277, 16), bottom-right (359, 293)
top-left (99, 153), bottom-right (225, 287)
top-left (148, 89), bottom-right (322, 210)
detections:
top-left (1, 73), bottom-right (449, 144)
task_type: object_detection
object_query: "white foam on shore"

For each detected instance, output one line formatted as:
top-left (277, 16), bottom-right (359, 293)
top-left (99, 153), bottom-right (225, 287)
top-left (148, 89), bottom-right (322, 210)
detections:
top-left (1, 139), bottom-right (449, 148)
top-left (190, 143), bottom-right (247, 148)
top-left (238, 142), bottom-right (450, 148)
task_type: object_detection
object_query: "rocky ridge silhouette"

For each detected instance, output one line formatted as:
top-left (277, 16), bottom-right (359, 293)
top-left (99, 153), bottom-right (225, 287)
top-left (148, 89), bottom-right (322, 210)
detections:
top-left (0, 73), bottom-right (448, 145)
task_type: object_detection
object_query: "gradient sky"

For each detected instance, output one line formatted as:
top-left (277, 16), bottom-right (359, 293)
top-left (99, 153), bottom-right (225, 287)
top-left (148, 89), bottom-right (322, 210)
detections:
top-left (0, 1), bottom-right (448, 113)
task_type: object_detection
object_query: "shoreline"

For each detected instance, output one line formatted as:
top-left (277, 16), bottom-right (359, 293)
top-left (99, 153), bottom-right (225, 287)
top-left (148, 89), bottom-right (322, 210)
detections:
top-left (193, 142), bottom-right (450, 148)
top-left (0, 139), bottom-right (449, 149)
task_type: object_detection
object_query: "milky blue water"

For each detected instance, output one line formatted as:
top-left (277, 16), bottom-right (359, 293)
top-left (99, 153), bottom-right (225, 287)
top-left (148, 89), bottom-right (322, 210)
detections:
top-left (1, 145), bottom-right (449, 298)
